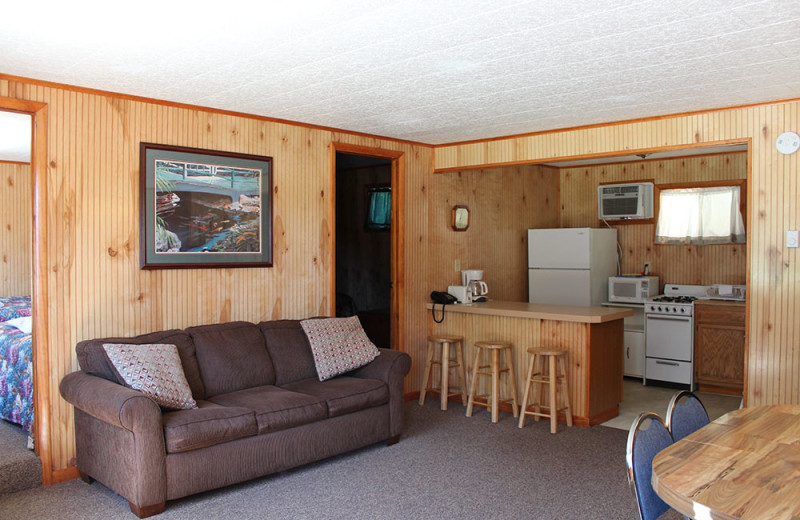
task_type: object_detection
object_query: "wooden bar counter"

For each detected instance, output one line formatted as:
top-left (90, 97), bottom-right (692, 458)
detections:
top-left (427, 300), bottom-right (633, 426)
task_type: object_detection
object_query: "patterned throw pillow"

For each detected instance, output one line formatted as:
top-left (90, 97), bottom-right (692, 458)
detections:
top-left (103, 343), bottom-right (197, 410)
top-left (300, 317), bottom-right (380, 381)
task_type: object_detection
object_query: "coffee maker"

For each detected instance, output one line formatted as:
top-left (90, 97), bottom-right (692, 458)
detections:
top-left (461, 269), bottom-right (488, 302)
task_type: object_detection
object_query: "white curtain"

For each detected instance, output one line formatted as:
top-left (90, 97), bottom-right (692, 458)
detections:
top-left (655, 186), bottom-right (746, 245)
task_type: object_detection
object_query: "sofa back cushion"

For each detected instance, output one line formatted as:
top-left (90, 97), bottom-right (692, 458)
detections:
top-left (76, 329), bottom-right (206, 400)
top-left (258, 320), bottom-right (317, 386)
top-left (186, 321), bottom-right (275, 398)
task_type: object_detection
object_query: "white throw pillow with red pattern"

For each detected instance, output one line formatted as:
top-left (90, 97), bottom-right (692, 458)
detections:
top-left (300, 316), bottom-right (380, 381)
top-left (103, 343), bottom-right (197, 410)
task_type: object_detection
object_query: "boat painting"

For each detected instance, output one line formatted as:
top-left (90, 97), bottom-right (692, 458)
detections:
top-left (154, 159), bottom-right (262, 254)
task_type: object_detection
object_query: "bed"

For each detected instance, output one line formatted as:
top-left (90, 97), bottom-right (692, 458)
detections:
top-left (0, 296), bottom-right (34, 435)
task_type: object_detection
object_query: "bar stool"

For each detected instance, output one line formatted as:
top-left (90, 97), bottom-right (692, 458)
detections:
top-left (466, 341), bottom-right (519, 423)
top-left (419, 335), bottom-right (468, 410)
top-left (518, 348), bottom-right (573, 434)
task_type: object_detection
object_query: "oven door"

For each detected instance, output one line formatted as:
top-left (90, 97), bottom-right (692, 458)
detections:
top-left (645, 314), bottom-right (693, 361)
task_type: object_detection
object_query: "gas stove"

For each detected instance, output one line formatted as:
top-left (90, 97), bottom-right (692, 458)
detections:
top-left (645, 284), bottom-right (712, 316)
top-left (644, 284), bottom-right (712, 389)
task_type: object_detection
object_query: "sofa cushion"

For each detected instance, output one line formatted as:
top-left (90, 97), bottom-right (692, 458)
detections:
top-left (208, 385), bottom-right (327, 434)
top-left (76, 329), bottom-right (206, 400)
top-left (258, 320), bottom-right (318, 386)
top-left (103, 343), bottom-right (197, 410)
top-left (281, 377), bottom-right (389, 418)
top-left (162, 401), bottom-right (257, 453)
top-left (186, 321), bottom-right (275, 398)
top-left (300, 316), bottom-right (380, 381)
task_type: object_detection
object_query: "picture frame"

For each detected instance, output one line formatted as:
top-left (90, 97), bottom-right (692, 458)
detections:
top-left (139, 142), bottom-right (273, 269)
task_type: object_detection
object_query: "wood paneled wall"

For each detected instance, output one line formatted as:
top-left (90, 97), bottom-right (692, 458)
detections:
top-left (435, 100), bottom-right (800, 409)
top-left (559, 152), bottom-right (747, 285)
top-left (0, 78), bottom-right (433, 476)
top-left (427, 165), bottom-right (560, 303)
top-left (0, 161), bottom-right (32, 296)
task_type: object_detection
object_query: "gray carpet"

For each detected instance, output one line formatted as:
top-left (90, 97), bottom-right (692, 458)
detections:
top-left (0, 402), bottom-right (652, 519)
top-left (0, 419), bottom-right (41, 495)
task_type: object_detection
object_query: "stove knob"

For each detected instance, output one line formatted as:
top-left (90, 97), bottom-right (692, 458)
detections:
top-left (657, 306), bottom-right (662, 312)
top-left (680, 307), bottom-right (686, 313)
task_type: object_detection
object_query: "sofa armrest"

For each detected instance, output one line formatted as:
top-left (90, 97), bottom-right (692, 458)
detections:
top-left (60, 371), bottom-right (162, 430)
top-left (350, 348), bottom-right (411, 383)
top-left (350, 348), bottom-right (411, 439)
top-left (60, 371), bottom-right (167, 512)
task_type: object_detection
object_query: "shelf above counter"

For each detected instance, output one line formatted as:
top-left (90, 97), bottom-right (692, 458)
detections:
top-left (426, 300), bottom-right (633, 323)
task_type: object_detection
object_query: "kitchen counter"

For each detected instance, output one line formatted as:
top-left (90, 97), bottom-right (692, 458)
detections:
top-left (427, 300), bottom-right (632, 427)
top-left (426, 300), bottom-right (633, 323)
top-left (694, 299), bottom-right (746, 307)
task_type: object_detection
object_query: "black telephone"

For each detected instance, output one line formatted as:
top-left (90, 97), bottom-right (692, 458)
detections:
top-left (430, 291), bottom-right (457, 323)
top-left (431, 291), bottom-right (457, 305)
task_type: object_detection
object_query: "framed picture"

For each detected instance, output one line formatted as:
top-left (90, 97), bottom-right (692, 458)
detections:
top-left (139, 142), bottom-right (273, 269)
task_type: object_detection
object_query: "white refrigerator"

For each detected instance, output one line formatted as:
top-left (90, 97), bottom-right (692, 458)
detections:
top-left (528, 228), bottom-right (617, 306)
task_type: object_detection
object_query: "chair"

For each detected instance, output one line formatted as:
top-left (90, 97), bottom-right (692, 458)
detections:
top-left (419, 335), bottom-right (468, 410)
top-left (626, 412), bottom-right (674, 520)
top-left (665, 390), bottom-right (709, 442)
top-left (518, 348), bottom-right (573, 434)
top-left (465, 341), bottom-right (519, 423)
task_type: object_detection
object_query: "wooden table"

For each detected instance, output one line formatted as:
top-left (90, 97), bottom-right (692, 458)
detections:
top-left (651, 405), bottom-right (800, 520)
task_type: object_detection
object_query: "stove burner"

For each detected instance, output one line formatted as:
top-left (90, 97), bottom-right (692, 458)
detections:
top-left (651, 295), bottom-right (697, 304)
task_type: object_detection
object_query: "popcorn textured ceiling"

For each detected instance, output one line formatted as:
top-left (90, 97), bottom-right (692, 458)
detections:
top-left (1, 0), bottom-right (799, 144)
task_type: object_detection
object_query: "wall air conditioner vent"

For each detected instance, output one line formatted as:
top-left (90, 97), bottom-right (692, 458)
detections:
top-left (597, 182), bottom-right (654, 220)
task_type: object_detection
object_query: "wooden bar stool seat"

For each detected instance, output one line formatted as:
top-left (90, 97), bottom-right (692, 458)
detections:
top-left (466, 341), bottom-right (519, 423)
top-left (419, 335), bottom-right (468, 410)
top-left (518, 348), bottom-right (573, 434)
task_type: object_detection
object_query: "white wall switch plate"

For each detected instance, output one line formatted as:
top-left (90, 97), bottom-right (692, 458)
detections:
top-left (787, 230), bottom-right (799, 248)
top-left (455, 258), bottom-right (461, 271)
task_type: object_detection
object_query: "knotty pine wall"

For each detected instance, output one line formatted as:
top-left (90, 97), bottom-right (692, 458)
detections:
top-left (0, 161), bottom-right (32, 296)
top-left (0, 77), bottom-right (433, 476)
top-left (559, 152), bottom-right (747, 285)
top-left (428, 165), bottom-right (560, 302)
top-left (435, 100), bottom-right (800, 408)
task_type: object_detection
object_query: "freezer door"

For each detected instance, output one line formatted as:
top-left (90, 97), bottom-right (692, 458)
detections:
top-left (528, 228), bottom-right (591, 269)
top-left (528, 269), bottom-right (592, 306)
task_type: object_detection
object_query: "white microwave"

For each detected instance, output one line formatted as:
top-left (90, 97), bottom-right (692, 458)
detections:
top-left (608, 276), bottom-right (659, 304)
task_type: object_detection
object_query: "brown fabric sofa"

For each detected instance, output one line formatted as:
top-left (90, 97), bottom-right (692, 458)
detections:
top-left (59, 320), bottom-right (411, 518)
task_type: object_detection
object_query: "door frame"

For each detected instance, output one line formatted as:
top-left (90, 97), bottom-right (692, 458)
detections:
top-left (0, 96), bottom-right (52, 483)
top-left (330, 143), bottom-right (405, 352)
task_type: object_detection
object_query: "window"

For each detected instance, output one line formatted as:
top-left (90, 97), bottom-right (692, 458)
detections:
top-left (364, 186), bottom-right (391, 231)
top-left (655, 183), bottom-right (745, 245)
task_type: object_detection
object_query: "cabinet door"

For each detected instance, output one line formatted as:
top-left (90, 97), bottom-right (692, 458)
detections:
top-left (695, 323), bottom-right (745, 389)
top-left (624, 330), bottom-right (645, 378)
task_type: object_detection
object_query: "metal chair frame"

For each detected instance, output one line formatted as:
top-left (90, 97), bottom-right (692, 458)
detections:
top-left (665, 390), bottom-right (709, 442)
top-left (626, 412), bottom-right (673, 520)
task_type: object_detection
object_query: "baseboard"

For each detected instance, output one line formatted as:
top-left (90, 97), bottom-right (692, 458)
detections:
top-left (49, 466), bottom-right (79, 485)
top-left (404, 391), bottom-right (421, 402)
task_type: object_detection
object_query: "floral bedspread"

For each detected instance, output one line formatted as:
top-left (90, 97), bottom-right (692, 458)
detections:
top-left (0, 322), bottom-right (33, 432)
top-left (0, 296), bottom-right (32, 322)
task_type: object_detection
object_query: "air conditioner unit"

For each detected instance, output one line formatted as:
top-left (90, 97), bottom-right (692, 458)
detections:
top-left (597, 182), bottom-right (654, 220)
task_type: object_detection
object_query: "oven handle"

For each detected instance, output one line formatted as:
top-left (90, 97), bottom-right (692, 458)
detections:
top-left (646, 314), bottom-right (692, 322)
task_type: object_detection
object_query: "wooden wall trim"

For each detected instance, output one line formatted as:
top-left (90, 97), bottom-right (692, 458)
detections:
top-left (435, 98), bottom-right (800, 148)
top-left (0, 159), bottom-right (31, 166)
top-left (0, 96), bottom-right (52, 485)
top-left (433, 139), bottom-right (751, 173)
top-left (0, 73), bottom-right (433, 149)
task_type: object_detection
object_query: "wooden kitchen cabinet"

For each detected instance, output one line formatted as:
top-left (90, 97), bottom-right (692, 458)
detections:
top-left (694, 301), bottom-right (745, 395)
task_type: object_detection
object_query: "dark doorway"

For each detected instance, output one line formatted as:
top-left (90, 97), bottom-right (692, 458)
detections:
top-left (335, 152), bottom-right (392, 348)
